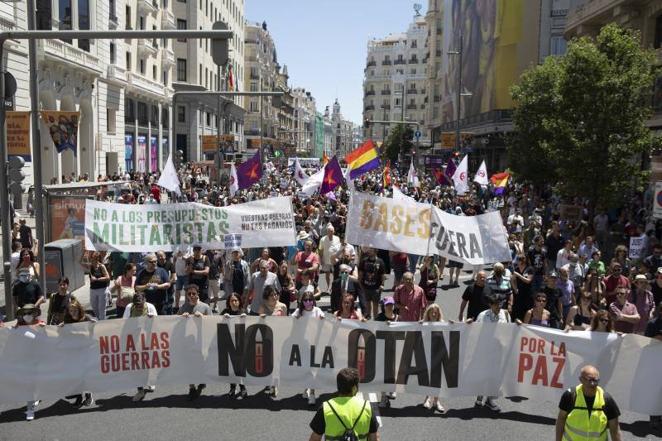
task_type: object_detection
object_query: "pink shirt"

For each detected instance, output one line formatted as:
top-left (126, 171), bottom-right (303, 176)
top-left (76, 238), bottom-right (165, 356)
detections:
top-left (609, 300), bottom-right (638, 334)
top-left (394, 284), bottom-right (428, 322)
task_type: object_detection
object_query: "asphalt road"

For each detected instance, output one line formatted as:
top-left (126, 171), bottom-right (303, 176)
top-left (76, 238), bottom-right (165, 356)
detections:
top-left (0, 270), bottom-right (658, 441)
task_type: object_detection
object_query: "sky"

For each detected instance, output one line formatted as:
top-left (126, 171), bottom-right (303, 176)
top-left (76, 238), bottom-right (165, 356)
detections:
top-left (245, 0), bottom-right (425, 125)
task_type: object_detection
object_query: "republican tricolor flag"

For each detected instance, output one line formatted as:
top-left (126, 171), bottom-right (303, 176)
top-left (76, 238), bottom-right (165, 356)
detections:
top-left (345, 139), bottom-right (380, 180)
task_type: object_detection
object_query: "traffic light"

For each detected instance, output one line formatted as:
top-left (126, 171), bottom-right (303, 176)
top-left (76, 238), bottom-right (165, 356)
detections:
top-left (8, 156), bottom-right (26, 209)
top-left (211, 21), bottom-right (229, 66)
top-left (364, 118), bottom-right (371, 129)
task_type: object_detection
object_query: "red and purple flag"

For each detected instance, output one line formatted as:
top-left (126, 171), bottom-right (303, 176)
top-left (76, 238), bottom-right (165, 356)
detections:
top-left (237, 150), bottom-right (262, 189)
top-left (319, 156), bottom-right (344, 195)
top-left (437, 157), bottom-right (456, 186)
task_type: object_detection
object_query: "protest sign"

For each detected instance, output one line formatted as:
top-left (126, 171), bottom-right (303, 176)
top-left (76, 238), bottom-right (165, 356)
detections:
top-left (0, 318), bottom-right (659, 415)
top-left (654, 182), bottom-right (662, 220)
top-left (84, 197), bottom-right (296, 252)
top-left (629, 234), bottom-right (647, 260)
top-left (346, 192), bottom-right (510, 265)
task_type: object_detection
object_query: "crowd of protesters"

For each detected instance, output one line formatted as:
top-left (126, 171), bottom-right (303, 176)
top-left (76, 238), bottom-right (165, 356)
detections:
top-left (3, 159), bottom-right (662, 431)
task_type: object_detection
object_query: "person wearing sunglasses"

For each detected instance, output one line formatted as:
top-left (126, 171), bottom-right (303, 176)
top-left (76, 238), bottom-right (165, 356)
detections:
top-left (555, 364), bottom-right (622, 441)
top-left (590, 309), bottom-right (615, 333)
top-left (519, 293), bottom-right (551, 327)
top-left (609, 288), bottom-right (640, 334)
top-left (179, 284), bottom-right (211, 401)
top-left (293, 292), bottom-right (325, 406)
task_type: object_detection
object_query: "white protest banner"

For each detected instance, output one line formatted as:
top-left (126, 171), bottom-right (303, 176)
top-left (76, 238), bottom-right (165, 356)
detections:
top-left (85, 197), bottom-right (296, 252)
top-left (430, 205), bottom-right (512, 265)
top-left (628, 234), bottom-right (646, 260)
top-left (654, 181), bottom-right (662, 219)
top-left (346, 192), bottom-right (510, 265)
top-left (0, 318), bottom-right (660, 414)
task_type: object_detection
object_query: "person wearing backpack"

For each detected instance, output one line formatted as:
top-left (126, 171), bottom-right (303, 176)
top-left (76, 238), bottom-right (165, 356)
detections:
top-left (308, 367), bottom-right (380, 441)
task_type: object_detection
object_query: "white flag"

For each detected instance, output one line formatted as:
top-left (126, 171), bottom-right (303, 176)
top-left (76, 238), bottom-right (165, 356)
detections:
top-left (157, 152), bottom-right (181, 196)
top-left (301, 167), bottom-right (325, 196)
top-left (452, 155), bottom-right (469, 195)
top-left (473, 160), bottom-right (488, 186)
top-left (392, 185), bottom-right (415, 202)
top-left (407, 162), bottom-right (420, 188)
top-left (293, 158), bottom-right (309, 186)
top-left (344, 167), bottom-right (355, 192)
top-left (229, 163), bottom-right (239, 196)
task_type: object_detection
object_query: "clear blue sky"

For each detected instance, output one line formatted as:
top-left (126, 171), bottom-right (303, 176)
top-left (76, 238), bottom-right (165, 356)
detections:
top-left (245, 0), bottom-right (425, 124)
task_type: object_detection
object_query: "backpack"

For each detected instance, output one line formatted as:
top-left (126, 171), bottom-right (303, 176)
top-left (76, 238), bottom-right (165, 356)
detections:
top-left (327, 399), bottom-right (367, 441)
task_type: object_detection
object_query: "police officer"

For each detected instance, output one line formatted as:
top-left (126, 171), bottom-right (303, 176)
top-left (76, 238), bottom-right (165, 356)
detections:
top-left (308, 367), bottom-right (380, 441)
top-left (555, 365), bottom-right (622, 441)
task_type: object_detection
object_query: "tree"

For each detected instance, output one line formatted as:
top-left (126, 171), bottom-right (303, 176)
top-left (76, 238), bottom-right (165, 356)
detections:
top-left (382, 123), bottom-right (414, 164)
top-left (510, 24), bottom-right (658, 209)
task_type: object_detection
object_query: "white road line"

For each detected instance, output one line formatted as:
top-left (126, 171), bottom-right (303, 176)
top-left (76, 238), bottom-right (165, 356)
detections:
top-left (368, 392), bottom-right (383, 427)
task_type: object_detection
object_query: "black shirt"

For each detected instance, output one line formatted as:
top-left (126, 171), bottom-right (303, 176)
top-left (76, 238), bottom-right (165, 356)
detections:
top-left (645, 317), bottom-right (662, 339)
top-left (528, 246), bottom-right (547, 276)
top-left (462, 283), bottom-right (491, 320)
top-left (558, 389), bottom-right (620, 421)
top-left (309, 399), bottom-right (380, 435)
top-left (12, 281), bottom-right (43, 307)
top-left (358, 256), bottom-right (386, 289)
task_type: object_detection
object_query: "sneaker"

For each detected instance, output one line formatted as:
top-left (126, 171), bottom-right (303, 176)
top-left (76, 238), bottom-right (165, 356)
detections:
top-left (308, 391), bottom-right (316, 406)
top-left (133, 389), bottom-right (147, 402)
top-left (33, 400), bottom-right (40, 407)
top-left (270, 386), bottom-right (278, 398)
top-left (435, 401), bottom-right (446, 414)
top-left (196, 384), bottom-right (206, 396)
top-left (238, 387), bottom-right (248, 400)
top-left (144, 385), bottom-right (156, 393)
top-left (228, 387), bottom-right (237, 399)
top-left (25, 407), bottom-right (35, 421)
top-left (475, 396), bottom-right (484, 407)
top-left (302, 389), bottom-right (310, 399)
top-left (378, 395), bottom-right (391, 409)
top-left (82, 393), bottom-right (94, 407)
top-left (485, 398), bottom-right (501, 412)
top-left (73, 395), bottom-right (83, 407)
top-left (387, 392), bottom-right (397, 400)
top-left (423, 397), bottom-right (433, 409)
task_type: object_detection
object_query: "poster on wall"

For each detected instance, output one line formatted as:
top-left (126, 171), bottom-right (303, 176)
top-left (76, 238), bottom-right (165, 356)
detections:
top-left (41, 111), bottom-right (79, 155)
top-left (6, 111), bottom-right (31, 160)
top-left (150, 136), bottom-right (158, 172)
top-left (124, 135), bottom-right (134, 173)
top-left (136, 135), bottom-right (147, 173)
top-left (162, 138), bottom-right (169, 165)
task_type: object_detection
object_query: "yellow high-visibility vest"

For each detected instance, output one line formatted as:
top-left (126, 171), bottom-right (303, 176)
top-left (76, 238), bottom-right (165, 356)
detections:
top-left (322, 395), bottom-right (372, 441)
top-left (563, 385), bottom-right (609, 441)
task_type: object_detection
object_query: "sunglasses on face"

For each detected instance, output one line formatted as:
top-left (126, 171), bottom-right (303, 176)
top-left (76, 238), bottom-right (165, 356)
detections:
top-left (581, 376), bottom-right (600, 385)
top-left (535, 298), bottom-right (547, 303)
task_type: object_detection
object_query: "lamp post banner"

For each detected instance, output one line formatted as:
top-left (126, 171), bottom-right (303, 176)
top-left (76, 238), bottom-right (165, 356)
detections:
top-left (84, 197), bottom-right (296, 252)
top-left (346, 192), bottom-right (511, 265)
top-left (0, 318), bottom-right (659, 414)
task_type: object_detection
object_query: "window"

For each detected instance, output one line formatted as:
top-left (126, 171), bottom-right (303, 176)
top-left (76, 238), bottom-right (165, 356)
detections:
top-left (126, 51), bottom-right (131, 70)
top-left (139, 59), bottom-right (145, 75)
top-left (177, 58), bottom-right (187, 81)
top-left (125, 99), bottom-right (135, 122)
top-left (162, 108), bottom-right (169, 128)
top-left (78, 0), bottom-right (90, 51)
top-left (36, 0), bottom-right (52, 30)
top-left (551, 36), bottom-right (567, 55)
top-left (206, 112), bottom-right (211, 126)
top-left (151, 105), bottom-right (159, 126)
top-left (163, 70), bottom-right (168, 85)
top-left (107, 108), bottom-right (116, 134)
top-left (177, 106), bottom-right (186, 122)
top-left (153, 65), bottom-right (157, 80)
top-left (177, 19), bottom-right (187, 42)
top-left (411, 40), bottom-right (417, 48)
top-left (250, 81), bottom-right (258, 92)
top-left (109, 42), bottom-right (116, 64)
top-left (139, 15), bottom-right (144, 30)
top-left (125, 6), bottom-right (131, 29)
top-left (137, 102), bottom-right (148, 125)
top-left (199, 64), bottom-right (202, 85)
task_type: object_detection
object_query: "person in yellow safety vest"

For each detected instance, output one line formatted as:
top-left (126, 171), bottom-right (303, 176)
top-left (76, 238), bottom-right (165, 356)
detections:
top-left (555, 365), bottom-right (622, 441)
top-left (308, 367), bottom-right (380, 441)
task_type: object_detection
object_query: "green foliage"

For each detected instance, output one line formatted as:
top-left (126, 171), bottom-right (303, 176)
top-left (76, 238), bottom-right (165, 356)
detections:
top-left (382, 123), bottom-right (414, 163)
top-left (510, 24), bottom-right (658, 209)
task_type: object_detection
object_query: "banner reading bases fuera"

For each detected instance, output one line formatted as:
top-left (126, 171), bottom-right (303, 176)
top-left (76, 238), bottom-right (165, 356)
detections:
top-left (346, 192), bottom-right (511, 265)
top-left (0, 318), bottom-right (660, 414)
top-left (84, 197), bottom-right (296, 252)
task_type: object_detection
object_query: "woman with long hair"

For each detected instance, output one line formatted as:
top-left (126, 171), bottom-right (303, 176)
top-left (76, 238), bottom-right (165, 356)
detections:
top-left (112, 263), bottom-right (136, 319)
top-left (421, 304), bottom-right (446, 413)
top-left (590, 309), bottom-right (615, 333)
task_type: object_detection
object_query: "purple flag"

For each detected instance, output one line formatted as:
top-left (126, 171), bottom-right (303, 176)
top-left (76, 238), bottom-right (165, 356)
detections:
top-left (319, 156), bottom-right (344, 195)
top-left (237, 151), bottom-right (262, 190)
top-left (441, 158), bottom-right (457, 186)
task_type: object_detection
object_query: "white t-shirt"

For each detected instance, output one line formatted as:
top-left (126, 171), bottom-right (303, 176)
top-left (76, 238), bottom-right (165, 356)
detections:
top-left (292, 306), bottom-right (325, 318)
top-left (476, 309), bottom-right (511, 324)
top-left (123, 302), bottom-right (158, 318)
top-left (319, 235), bottom-right (341, 266)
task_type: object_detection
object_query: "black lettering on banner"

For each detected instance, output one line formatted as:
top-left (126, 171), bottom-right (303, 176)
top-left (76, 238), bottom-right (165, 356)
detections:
top-left (216, 323), bottom-right (274, 377)
top-left (396, 331), bottom-right (429, 386)
top-left (288, 344), bottom-right (301, 366)
top-left (310, 345), bottom-right (321, 368)
top-left (347, 329), bottom-right (376, 383)
top-left (430, 331), bottom-right (460, 388)
top-left (469, 234), bottom-right (482, 259)
top-left (375, 330), bottom-right (406, 384)
top-left (456, 233), bottom-right (468, 259)
top-left (321, 346), bottom-right (334, 369)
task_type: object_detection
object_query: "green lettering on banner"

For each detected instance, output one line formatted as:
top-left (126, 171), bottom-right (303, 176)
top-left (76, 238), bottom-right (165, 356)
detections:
top-left (111, 210), bottom-right (118, 222)
top-left (195, 222), bottom-right (205, 243)
top-left (206, 222), bottom-right (217, 242)
top-left (163, 224), bottom-right (174, 245)
top-left (149, 225), bottom-right (162, 246)
top-left (137, 225), bottom-right (147, 246)
top-left (92, 222), bottom-right (109, 244)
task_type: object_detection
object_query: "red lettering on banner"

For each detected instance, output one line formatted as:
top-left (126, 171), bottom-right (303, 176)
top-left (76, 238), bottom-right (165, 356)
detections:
top-left (97, 332), bottom-right (173, 374)
top-left (517, 336), bottom-right (566, 389)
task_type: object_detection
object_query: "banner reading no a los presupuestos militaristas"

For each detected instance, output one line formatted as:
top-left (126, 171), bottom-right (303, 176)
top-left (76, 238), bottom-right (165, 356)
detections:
top-left (85, 197), bottom-right (296, 252)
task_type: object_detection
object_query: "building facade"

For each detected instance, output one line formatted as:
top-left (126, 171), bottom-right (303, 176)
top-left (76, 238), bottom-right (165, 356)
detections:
top-left (331, 99), bottom-right (354, 156)
top-left (291, 87), bottom-right (316, 154)
top-left (363, 13), bottom-right (429, 146)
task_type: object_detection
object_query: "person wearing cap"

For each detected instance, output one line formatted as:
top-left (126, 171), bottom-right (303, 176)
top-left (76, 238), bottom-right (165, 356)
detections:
top-left (14, 304), bottom-right (45, 420)
top-left (123, 293), bottom-right (158, 401)
top-left (186, 246), bottom-right (210, 303)
top-left (135, 254), bottom-right (171, 315)
top-left (295, 239), bottom-right (320, 289)
top-left (542, 271), bottom-right (564, 329)
top-left (12, 267), bottom-right (44, 312)
top-left (630, 274), bottom-right (655, 334)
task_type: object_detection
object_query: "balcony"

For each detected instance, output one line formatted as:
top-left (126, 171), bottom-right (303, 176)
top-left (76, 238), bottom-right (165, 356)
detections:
top-left (364, 105), bottom-right (375, 111)
top-left (364, 90), bottom-right (375, 96)
top-left (138, 0), bottom-right (157, 14)
top-left (138, 38), bottom-right (158, 56)
top-left (382, 60), bottom-right (392, 65)
top-left (126, 72), bottom-right (167, 99)
top-left (407, 89), bottom-right (417, 95)
top-left (37, 38), bottom-right (103, 75)
top-left (367, 60), bottom-right (376, 67)
top-left (109, 12), bottom-right (118, 29)
top-left (161, 9), bottom-right (175, 29)
top-left (160, 46), bottom-right (175, 65)
top-left (381, 90), bottom-right (391, 95)
top-left (409, 58), bottom-right (419, 64)
top-left (407, 104), bottom-right (418, 110)
top-left (565, 0), bottom-right (627, 37)
top-left (382, 105), bottom-right (391, 110)
top-left (394, 59), bottom-right (406, 65)
top-left (106, 64), bottom-right (127, 84)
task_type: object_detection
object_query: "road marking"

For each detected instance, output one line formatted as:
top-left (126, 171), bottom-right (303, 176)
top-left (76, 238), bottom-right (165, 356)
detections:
top-left (368, 392), bottom-right (383, 427)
